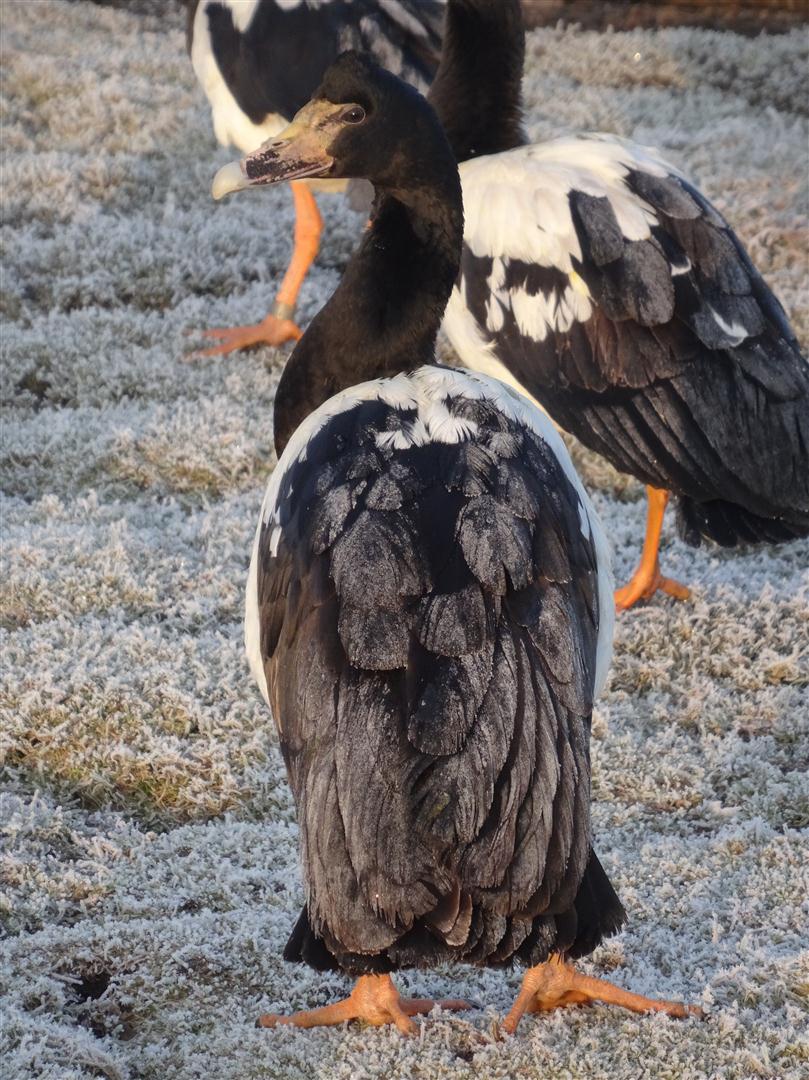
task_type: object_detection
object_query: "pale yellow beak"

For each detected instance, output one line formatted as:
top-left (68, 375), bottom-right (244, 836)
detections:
top-left (211, 101), bottom-right (339, 200)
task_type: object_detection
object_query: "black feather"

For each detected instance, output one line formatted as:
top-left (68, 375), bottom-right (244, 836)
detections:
top-left (456, 157), bottom-right (809, 547)
top-left (198, 0), bottom-right (443, 127)
top-left (256, 388), bottom-right (611, 974)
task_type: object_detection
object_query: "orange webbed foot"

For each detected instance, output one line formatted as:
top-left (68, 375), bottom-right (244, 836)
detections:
top-left (500, 956), bottom-right (703, 1036)
top-left (189, 312), bottom-right (303, 359)
top-left (614, 562), bottom-right (692, 611)
top-left (615, 487), bottom-right (692, 611)
top-left (256, 974), bottom-right (472, 1035)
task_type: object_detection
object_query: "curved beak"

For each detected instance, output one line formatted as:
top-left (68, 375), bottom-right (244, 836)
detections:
top-left (211, 101), bottom-right (337, 200)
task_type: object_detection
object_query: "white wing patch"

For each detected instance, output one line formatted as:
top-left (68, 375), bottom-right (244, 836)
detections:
top-left (449, 134), bottom-right (681, 355)
top-left (508, 284), bottom-right (593, 342)
top-left (444, 133), bottom-right (697, 385)
top-left (458, 134), bottom-right (676, 273)
top-left (511, 287), bottom-right (556, 342)
top-left (472, 253), bottom-right (594, 346)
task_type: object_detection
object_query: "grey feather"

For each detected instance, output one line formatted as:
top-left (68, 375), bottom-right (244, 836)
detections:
top-left (570, 192), bottom-right (625, 266)
top-left (255, 390), bottom-right (608, 974)
top-left (331, 510), bottom-right (430, 609)
top-left (417, 582), bottom-right (489, 657)
top-left (407, 644), bottom-right (495, 756)
top-left (629, 170), bottom-right (702, 220)
top-left (457, 495), bottom-right (535, 592)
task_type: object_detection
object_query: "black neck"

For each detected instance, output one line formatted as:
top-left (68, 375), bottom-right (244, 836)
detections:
top-left (428, 0), bottom-right (525, 162)
top-left (273, 175), bottom-right (463, 457)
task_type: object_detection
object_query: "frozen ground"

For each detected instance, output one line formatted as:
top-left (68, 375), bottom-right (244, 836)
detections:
top-left (1, 3), bottom-right (808, 1078)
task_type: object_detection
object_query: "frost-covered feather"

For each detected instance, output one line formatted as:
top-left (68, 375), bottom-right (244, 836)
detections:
top-left (246, 365), bottom-right (617, 971)
top-left (444, 134), bottom-right (809, 546)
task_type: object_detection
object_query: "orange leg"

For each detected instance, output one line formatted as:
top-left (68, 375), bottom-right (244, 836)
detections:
top-left (256, 973), bottom-right (471, 1036)
top-left (196, 180), bottom-right (323, 357)
top-left (614, 487), bottom-right (692, 611)
top-left (501, 955), bottom-right (702, 1036)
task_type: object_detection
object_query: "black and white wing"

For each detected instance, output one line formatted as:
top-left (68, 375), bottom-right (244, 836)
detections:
top-left (445, 135), bottom-right (809, 546)
top-left (245, 365), bottom-right (621, 974)
top-left (190, 0), bottom-right (444, 153)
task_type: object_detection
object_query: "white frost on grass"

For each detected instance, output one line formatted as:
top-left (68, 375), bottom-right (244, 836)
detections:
top-left (1, 3), bottom-right (808, 1079)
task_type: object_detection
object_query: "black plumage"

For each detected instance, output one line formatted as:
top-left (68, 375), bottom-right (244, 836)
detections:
top-left (496, 178), bottom-right (809, 546)
top-left (255, 391), bottom-right (621, 974)
top-left (213, 50), bottom-right (624, 984)
top-left (188, 0), bottom-right (444, 132)
top-left (221, 48), bottom-right (697, 1032)
top-left (433, 0), bottom-right (809, 555)
top-left (426, 0), bottom-right (524, 161)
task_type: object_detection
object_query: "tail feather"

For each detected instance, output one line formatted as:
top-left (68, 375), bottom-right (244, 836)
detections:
top-left (565, 850), bottom-right (626, 961)
top-left (677, 496), bottom-right (809, 548)
top-left (283, 906), bottom-right (341, 972)
top-left (284, 848), bottom-right (627, 974)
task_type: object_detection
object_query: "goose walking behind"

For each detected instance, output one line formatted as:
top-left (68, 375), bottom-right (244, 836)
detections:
top-left (213, 52), bottom-right (700, 1033)
top-left (188, 0), bottom-right (444, 353)
top-left (430, 0), bottom-right (809, 609)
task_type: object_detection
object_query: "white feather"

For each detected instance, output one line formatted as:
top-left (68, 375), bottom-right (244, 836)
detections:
top-left (457, 133), bottom-right (678, 272)
top-left (711, 307), bottom-right (749, 346)
top-left (244, 516), bottom-right (269, 707)
top-left (224, 0), bottom-right (261, 31)
top-left (511, 286), bottom-right (553, 342)
top-left (485, 295), bottom-right (504, 332)
top-left (671, 256), bottom-right (692, 276)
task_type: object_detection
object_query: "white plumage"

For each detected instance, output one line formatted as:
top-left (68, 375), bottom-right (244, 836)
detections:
top-left (461, 137), bottom-right (672, 263)
top-left (445, 134), bottom-right (686, 353)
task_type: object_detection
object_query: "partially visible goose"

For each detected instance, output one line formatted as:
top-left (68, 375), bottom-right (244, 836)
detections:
top-left (213, 51), bottom-right (699, 1034)
top-left (187, 0), bottom-right (444, 353)
top-left (430, 0), bottom-right (809, 609)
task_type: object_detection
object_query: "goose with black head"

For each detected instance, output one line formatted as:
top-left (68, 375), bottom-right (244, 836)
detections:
top-left (214, 52), bottom-right (700, 1034)
top-left (188, 0), bottom-right (445, 354)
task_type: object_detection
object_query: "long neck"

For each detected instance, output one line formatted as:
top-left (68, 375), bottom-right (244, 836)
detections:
top-left (428, 0), bottom-right (525, 162)
top-left (273, 175), bottom-right (463, 457)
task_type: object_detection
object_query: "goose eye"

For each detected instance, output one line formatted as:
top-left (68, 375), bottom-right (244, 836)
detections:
top-left (343, 106), bottom-right (366, 124)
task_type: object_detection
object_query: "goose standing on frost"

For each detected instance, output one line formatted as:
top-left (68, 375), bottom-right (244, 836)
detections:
top-left (431, 0), bottom-right (809, 609)
top-left (213, 52), bottom-right (700, 1034)
top-left (187, 0), bottom-right (444, 353)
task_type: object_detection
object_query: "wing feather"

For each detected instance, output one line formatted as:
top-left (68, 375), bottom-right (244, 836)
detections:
top-left (196, 0), bottom-right (443, 133)
top-left (448, 136), bottom-right (809, 538)
top-left (249, 370), bottom-right (609, 967)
